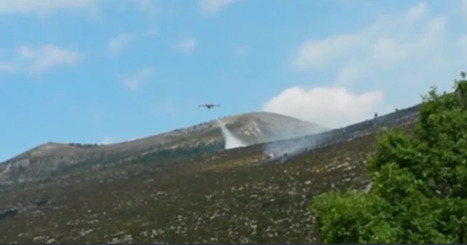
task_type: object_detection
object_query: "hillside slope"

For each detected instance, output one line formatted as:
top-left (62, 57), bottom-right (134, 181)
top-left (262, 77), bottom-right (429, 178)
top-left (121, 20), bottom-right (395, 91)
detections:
top-left (0, 112), bottom-right (327, 184)
top-left (0, 105), bottom-right (419, 243)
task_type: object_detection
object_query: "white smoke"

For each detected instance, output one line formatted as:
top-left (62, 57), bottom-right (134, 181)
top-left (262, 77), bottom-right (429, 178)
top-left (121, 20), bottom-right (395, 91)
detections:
top-left (263, 133), bottom-right (322, 163)
top-left (217, 119), bottom-right (247, 150)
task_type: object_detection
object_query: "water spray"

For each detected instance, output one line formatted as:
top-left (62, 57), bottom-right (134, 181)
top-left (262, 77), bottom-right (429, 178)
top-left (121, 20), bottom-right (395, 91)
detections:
top-left (216, 118), bottom-right (247, 150)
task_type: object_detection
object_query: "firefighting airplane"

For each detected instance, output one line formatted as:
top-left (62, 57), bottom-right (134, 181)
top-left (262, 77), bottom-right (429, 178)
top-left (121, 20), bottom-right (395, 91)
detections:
top-left (198, 103), bottom-right (220, 109)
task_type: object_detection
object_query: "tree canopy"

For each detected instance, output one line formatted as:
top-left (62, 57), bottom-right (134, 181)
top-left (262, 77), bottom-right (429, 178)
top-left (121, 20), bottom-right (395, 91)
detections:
top-left (310, 74), bottom-right (467, 243)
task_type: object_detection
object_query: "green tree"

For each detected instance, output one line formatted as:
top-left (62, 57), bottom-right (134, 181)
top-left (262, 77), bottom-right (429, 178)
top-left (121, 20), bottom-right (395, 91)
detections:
top-left (310, 73), bottom-right (467, 243)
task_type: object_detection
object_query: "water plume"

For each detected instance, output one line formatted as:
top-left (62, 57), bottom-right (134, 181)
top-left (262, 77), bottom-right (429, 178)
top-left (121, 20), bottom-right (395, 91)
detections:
top-left (217, 118), bottom-right (247, 150)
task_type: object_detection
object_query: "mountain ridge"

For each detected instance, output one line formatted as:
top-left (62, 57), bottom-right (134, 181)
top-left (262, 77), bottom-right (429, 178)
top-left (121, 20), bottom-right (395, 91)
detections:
top-left (0, 111), bottom-right (328, 184)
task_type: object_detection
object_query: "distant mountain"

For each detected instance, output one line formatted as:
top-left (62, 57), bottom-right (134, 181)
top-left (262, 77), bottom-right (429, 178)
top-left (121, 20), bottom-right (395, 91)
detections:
top-left (0, 112), bottom-right (327, 184)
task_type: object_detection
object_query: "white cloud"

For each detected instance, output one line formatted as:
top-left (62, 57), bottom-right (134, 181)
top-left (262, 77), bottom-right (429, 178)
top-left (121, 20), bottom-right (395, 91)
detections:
top-left (418, 16), bottom-right (446, 49)
top-left (0, 44), bottom-right (80, 73)
top-left (370, 37), bottom-right (408, 63)
top-left (335, 60), bottom-right (364, 85)
top-left (176, 38), bottom-right (197, 53)
top-left (269, 2), bottom-right (467, 128)
top-left (0, 0), bottom-right (97, 15)
top-left (22, 45), bottom-right (81, 72)
top-left (293, 34), bottom-right (361, 70)
top-left (107, 29), bottom-right (158, 55)
top-left (0, 62), bottom-right (18, 72)
top-left (108, 33), bottom-right (135, 54)
top-left (292, 2), bottom-right (446, 72)
top-left (121, 67), bottom-right (154, 92)
top-left (286, 1), bottom-right (463, 108)
top-left (462, 0), bottom-right (467, 15)
top-left (403, 2), bottom-right (428, 24)
top-left (263, 86), bottom-right (384, 128)
top-left (199, 0), bottom-right (239, 14)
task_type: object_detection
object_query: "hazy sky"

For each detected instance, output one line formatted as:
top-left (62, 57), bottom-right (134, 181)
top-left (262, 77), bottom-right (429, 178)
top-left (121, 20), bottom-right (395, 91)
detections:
top-left (1, 0), bottom-right (466, 161)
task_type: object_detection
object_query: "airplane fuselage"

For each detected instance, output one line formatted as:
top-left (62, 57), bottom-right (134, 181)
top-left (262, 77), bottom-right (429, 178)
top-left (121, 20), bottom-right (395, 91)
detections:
top-left (199, 104), bottom-right (220, 109)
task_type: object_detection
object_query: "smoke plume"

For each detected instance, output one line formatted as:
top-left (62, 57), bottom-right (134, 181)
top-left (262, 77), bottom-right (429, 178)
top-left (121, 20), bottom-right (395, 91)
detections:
top-left (262, 133), bottom-right (322, 163)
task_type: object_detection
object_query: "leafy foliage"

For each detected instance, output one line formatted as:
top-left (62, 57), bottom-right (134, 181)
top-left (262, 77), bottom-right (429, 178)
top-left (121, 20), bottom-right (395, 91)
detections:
top-left (311, 74), bottom-right (467, 243)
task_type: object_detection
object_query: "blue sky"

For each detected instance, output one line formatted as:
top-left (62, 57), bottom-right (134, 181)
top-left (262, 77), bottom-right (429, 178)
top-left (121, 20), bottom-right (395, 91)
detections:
top-left (1, 0), bottom-right (466, 162)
